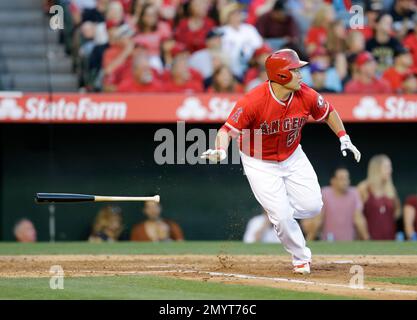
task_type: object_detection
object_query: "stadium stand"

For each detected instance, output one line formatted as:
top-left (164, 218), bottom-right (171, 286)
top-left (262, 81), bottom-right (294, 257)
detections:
top-left (2, 0), bottom-right (416, 94)
top-left (0, 0), bottom-right (78, 91)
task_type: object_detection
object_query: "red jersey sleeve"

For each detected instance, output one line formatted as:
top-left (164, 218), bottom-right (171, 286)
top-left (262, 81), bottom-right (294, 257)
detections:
top-left (225, 97), bottom-right (255, 134)
top-left (308, 88), bottom-right (332, 122)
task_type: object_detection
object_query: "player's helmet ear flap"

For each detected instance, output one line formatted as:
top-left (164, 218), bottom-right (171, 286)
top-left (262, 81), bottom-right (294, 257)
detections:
top-left (275, 69), bottom-right (293, 85)
top-left (265, 49), bottom-right (308, 85)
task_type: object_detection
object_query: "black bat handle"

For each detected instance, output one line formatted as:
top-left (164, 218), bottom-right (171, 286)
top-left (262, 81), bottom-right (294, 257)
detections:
top-left (35, 193), bottom-right (95, 203)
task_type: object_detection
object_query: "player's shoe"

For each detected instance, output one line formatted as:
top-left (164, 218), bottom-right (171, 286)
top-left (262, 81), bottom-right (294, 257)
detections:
top-left (293, 262), bottom-right (310, 275)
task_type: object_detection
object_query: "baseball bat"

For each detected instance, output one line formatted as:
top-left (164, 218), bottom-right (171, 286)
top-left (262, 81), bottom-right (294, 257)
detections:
top-left (35, 193), bottom-right (160, 204)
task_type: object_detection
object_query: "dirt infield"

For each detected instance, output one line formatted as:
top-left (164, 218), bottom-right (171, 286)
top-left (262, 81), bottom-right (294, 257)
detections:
top-left (1, 254), bottom-right (417, 299)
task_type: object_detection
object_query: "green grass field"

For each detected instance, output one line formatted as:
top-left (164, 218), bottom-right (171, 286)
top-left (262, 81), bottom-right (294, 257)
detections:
top-left (0, 241), bottom-right (416, 300)
top-left (0, 276), bottom-right (354, 300)
top-left (369, 277), bottom-right (417, 286)
top-left (0, 240), bottom-right (416, 256)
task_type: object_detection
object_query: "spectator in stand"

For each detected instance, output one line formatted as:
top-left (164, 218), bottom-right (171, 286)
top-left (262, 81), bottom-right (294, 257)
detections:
top-left (344, 51), bottom-right (392, 93)
top-left (326, 19), bottom-right (347, 56)
top-left (106, 0), bottom-right (130, 29)
top-left (89, 206), bottom-right (123, 242)
top-left (389, 0), bottom-right (416, 39)
top-left (102, 28), bottom-right (135, 92)
top-left (255, 0), bottom-right (300, 50)
top-left (325, 19), bottom-right (348, 82)
top-left (382, 46), bottom-right (414, 93)
top-left (286, 0), bottom-right (323, 36)
top-left (361, 0), bottom-right (385, 40)
top-left (105, 1), bottom-right (136, 49)
top-left (127, 0), bottom-right (146, 26)
top-left (163, 45), bottom-right (204, 93)
top-left (300, 47), bottom-right (343, 92)
top-left (157, 0), bottom-right (182, 22)
top-left (69, 0), bottom-right (97, 26)
top-left (101, 2), bottom-right (137, 90)
top-left (403, 193), bottom-right (417, 240)
top-left (246, 0), bottom-right (277, 25)
top-left (245, 65), bottom-right (268, 91)
top-left (344, 30), bottom-right (366, 83)
top-left (133, 3), bottom-right (172, 62)
top-left (304, 3), bottom-right (336, 55)
top-left (366, 13), bottom-right (404, 75)
top-left (77, 0), bottom-right (110, 89)
top-left (13, 219), bottom-right (37, 243)
top-left (207, 65), bottom-right (244, 93)
top-left (130, 200), bottom-right (184, 241)
top-left (244, 43), bottom-right (272, 89)
top-left (326, 0), bottom-right (352, 22)
top-left (117, 0), bottom-right (134, 13)
top-left (219, 2), bottom-right (263, 79)
top-left (310, 63), bottom-right (337, 93)
top-left (78, 22), bottom-right (97, 87)
top-left (160, 38), bottom-right (177, 69)
top-left (127, 0), bottom-right (179, 25)
top-left (117, 51), bottom-right (164, 92)
top-left (82, 0), bottom-right (108, 24)
top-left (357, 154), bottom-right (401, 240)
top-left (346, 31), bottom-right (366, 59)
top-left (403, 16), bottom-right (417, 71)
top-left (174, 0), bottom-right (216, 53)
top-left (83, 0), bottom-right (111, 53)
top-left (189, 28), bottom-right (230, 88)
top-left (402, 70), bottom-right (417, 92)
top-left (302, 167), bottom-right (369, 241)
top-left (243, 211), bottom-right (280, 243)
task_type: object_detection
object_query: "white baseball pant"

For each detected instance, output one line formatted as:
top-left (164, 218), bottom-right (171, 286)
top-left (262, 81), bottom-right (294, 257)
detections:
top-left (240, 145), bottom-right (323, 265)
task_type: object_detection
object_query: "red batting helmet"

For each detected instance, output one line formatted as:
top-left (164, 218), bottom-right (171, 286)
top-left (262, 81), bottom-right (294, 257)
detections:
top-left (265, 49), bottom-right (308, 85)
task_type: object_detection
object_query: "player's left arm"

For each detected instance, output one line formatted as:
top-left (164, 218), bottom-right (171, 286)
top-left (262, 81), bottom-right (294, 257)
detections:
top-left (324, 109), bottom-right (361, 163)
top-left (310, 91), bottom-right (361, 162)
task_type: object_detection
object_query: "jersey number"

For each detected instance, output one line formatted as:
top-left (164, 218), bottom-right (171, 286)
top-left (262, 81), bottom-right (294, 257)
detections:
top-left (287, 129), bottom-right (300, 147)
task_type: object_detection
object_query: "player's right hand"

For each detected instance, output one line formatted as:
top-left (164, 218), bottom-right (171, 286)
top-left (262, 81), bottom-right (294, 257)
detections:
top-left (201, 149), bottom-right (227, 162)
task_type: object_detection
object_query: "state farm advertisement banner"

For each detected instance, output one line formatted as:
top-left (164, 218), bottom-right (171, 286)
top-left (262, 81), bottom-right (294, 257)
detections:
top-left (0, 92), bottom-right (417, 123)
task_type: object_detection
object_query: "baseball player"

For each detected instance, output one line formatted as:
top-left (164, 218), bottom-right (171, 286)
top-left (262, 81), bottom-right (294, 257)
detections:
top-left (202, 49), bottom-right (361, 275)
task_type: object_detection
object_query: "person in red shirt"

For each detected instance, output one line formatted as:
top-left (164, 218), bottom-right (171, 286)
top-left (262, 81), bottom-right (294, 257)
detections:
top-left (246, 0), bottom-right (275, 25)
top-left (174, 0), bottom-right (216, 53)
top-left (102, 29), bottom-right (135, 92)
top-left (344, 51), bottom-right (392, 93)
top-left (117, 53), bottom-right (164, 92)
top-left (202, 49), bottom-right (361, 275)
top-left (357, 154), bottom-right (401, 240)
top-left (133, 3), bottom-right (172, 57)
top-left (244, 43), bottom-right (272, 86)
top-left (382, 47), bottom-right (414, 93)
top-left (163, 50), bottom-right (204, 93)
top-left (304, 3), bottom-right (335, 55)
top-left (403, 22), bottom-right (417, 71)
top-left (404, 194), bottom-right (417, 241)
